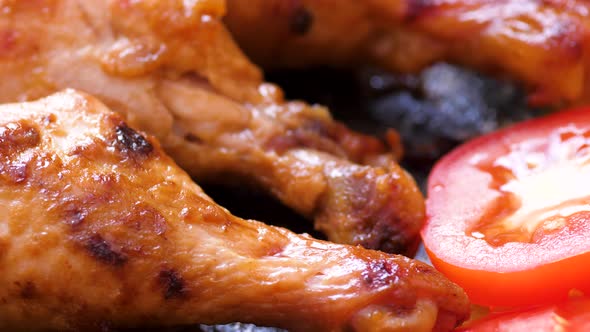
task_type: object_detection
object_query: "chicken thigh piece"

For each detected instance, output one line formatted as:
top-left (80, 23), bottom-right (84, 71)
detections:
top-left (225, 0), bottom-right (590, 105)
top-left (0, 0), bottom-right (424, 255)
top-left (0, 90), bottom-right (470, 332)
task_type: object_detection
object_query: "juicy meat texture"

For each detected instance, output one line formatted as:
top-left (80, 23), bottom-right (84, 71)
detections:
top-left (225, 0), bottom-right (590, 105)
top-left (0, 90), bottom-right (470, 331)
top-left (0, 0), bottom-right (424, 255)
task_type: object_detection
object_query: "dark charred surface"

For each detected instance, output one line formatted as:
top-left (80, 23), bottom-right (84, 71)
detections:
top-left (114, 122), bottom-right (153, 157)
top-left (85, 234), bottom-right (128, 267)
top-left (158, 269), bottom-right (188, 300)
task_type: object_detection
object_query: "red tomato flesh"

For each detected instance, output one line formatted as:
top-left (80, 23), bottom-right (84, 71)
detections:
top-left (457, 297), bottom-right (590, 332)
top-left (422, 108), bottom-right (590, 307)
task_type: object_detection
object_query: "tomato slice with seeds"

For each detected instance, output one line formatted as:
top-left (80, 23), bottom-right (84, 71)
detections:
top-left (422, 108), bottom-right (590, 307)
top-left (457, 297), bottom-right (590, 332)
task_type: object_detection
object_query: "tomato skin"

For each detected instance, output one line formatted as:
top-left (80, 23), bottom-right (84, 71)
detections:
top-left (422, 107), bottom-right (590, 307)
top-left (425, 245), bottom-right (590, 307)
top-left (456, 297), bottom-right (590, 332)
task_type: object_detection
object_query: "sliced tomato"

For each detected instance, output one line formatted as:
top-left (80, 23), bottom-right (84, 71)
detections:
top-left (422, 108), bottom-right (590, 307)
top-left (457, 297), bottom-right (590, 332)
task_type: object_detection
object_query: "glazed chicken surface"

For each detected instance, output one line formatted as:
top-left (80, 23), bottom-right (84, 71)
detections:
top-left (0, 90), bottom-right (470, 331)
top-left (0, 0), bottom-right (425, 255)
top-left (225, 0), bottom-right (590, 105)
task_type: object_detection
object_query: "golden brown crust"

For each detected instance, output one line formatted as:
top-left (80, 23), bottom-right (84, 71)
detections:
top-left (0, 0), bottom-right (425, 255)
top-left (0, 90), bottom-right (469, 331)
top-left (225, 0), bottom-right (590, 104)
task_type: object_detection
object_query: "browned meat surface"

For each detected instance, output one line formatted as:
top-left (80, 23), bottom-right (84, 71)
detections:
top-left (0, 90), bottom-right (470, 331)
top-left (225, 0), bottom-right (590, 105)
top-left (0, 0), bottom-right (424, 255)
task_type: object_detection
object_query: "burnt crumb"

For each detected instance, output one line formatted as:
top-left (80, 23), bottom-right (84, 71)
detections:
top-left (290, 7), bottom-right (313, 35)
top-left (362, 260), bottom-right (399, 289)
top-left (18, 281), bottom-right (36, 299)
top-left (158, 268), bottom-right (187, 299)
top-left (114, 122), bottom-right (153, 157)
top-left (86, 234), bottom-right (127, 267)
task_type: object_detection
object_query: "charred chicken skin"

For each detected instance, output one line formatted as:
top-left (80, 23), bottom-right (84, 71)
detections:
top-left (0, 0), bottom-right (424, 255)
top-left (225, 0), bottom-right (590, 105)
top-left (0, 90), bottom-right (470, 331)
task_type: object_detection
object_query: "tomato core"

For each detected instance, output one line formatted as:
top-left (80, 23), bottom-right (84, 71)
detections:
top-left (469, 126), bottom-right (590, 247)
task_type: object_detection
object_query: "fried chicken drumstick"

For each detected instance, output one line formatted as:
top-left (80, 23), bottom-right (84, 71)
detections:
top-left (225, 0), bottom-right (590, 105)
top-left (0, 0), bottom-right (424, 255)
top-left (0, 90), bottom-right (469, 331)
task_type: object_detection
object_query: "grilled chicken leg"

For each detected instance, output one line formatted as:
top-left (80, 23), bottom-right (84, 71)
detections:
top-left (225, 0), bottom-right (590, 105)
top-left (0, 0), bottom-right (424, 255)
top-left (0, 90), bottom-right (469, 331)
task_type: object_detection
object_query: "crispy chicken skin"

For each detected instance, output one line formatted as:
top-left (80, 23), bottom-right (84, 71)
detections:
top-left (225, 0), bottom-right (590, 105)
top-left (0, 0), bottom-right (424, 255)
top-left (0, 90), bottom-right (469, 331)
